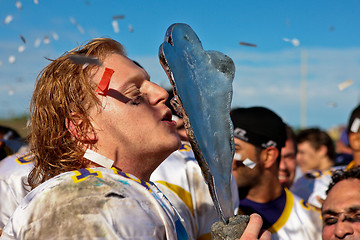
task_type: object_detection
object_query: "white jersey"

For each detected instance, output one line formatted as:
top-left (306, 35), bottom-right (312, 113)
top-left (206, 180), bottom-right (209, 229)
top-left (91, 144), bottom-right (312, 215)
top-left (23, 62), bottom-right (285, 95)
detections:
top-left (290, 166), bottom-right (345, 208)
top-left (1, 167), bottom-right (191, 240)
top-left (151, 142), bottom-right (239, 240)
top-left (0, 143), bottom-right (238, 239)
top-left (0, 152), bottom-right (34, 230)
top-left (272, 189), bottom-right (322, 240)
top-left (239, 188), bottom-right (322, 240)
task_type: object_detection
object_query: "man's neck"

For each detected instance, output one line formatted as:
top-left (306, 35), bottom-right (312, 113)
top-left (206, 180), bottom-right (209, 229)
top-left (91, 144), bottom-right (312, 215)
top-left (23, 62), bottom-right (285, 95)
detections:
top-left (352, 151), bottom-right (360, 166)
top-left (239, 175), bottom-right (283, 203)
top-left (319, 157), bottom-right (334, 171)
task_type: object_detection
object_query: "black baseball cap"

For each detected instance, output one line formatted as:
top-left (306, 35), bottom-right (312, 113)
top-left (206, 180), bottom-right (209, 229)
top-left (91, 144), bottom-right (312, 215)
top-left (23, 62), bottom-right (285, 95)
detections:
top-left (230, 106), bottom-right (286, 149)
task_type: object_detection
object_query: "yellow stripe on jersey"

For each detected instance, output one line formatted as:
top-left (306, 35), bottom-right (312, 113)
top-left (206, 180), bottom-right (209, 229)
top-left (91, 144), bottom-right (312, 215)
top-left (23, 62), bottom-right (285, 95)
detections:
top-left (15, 152), bottom-right (34, 165)
top-left (71, 168), bottom-right (103, 183)
top-left (346, 160), bottom-right (356, 170)
top-left (155, 180), bottom-right (194, 216)
top-left (268, 188), bottom-right (294, 233)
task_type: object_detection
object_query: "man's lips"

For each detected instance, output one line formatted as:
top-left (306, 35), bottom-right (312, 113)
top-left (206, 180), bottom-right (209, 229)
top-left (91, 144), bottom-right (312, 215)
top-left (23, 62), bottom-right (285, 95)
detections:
top-left (162, 109), bottom-right (177, 126)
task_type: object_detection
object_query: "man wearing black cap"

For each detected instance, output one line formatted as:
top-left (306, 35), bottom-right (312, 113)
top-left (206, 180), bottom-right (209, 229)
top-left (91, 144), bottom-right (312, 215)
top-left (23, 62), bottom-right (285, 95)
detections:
top-left (231, 106), bottom-right (322, 240)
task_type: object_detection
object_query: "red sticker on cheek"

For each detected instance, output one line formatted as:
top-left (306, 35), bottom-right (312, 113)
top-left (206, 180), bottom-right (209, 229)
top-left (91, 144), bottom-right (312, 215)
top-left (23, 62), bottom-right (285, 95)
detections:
top-left (96, 68), bottom-right (114, 95)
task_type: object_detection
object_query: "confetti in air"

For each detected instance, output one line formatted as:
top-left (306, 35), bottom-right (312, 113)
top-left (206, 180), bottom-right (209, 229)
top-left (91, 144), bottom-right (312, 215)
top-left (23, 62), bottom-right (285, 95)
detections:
top-left (8, 90), bottom-right (14, 96)
top-left (51, 32), bottom-right (59, 40)
top-left (34, 38), bottom-right (41, 48)
top-left (112, 15), bottom-right (125, 20)
top-left (70, 17), bottom-right (85, 34)
top-left (112, 20), bottom-right (119, 33)
top-left (128, 24), bottom-right (134, 33)
top-left (43, 36), bottom-right (50, 44)
top-left (19, 35), bottom-right (26, 44)
top-left (34, 0), bottom-right (39, 4)
top-left (283, 38), bottom-right (300, 47)
top-left (328, 102), bottom-right (337, 108)
top-left (338, 79), bottom-right (354, 91)
top-left (0, 61), bottom-right (2, 67)
top-left (15, 1), bottom-right (22, 10)
top-left (9, 56), bottom-right (16, 64)
top-left (68, 54), bottom-right (102, 69)
top-left (239, 41), bottom-right (257, 47)
top-left (18, 45), bottom-right (25, 53)
top-left (4, 15), bottom-right (13, 25)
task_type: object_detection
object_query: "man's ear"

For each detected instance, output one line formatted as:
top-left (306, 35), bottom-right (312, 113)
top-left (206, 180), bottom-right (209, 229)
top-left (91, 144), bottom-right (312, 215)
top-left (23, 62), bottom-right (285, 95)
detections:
top-left (262, 146), bottom-right (279, 168)
top-left (65, 113), bottom-right (96, 142)
top-left (317, 145), bottom-right (328, 157)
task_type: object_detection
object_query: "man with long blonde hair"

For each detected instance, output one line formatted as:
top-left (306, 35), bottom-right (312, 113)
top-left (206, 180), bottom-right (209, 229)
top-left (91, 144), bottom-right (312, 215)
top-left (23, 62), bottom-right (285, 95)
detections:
top-left (1, 38), bottom-right (269, 240)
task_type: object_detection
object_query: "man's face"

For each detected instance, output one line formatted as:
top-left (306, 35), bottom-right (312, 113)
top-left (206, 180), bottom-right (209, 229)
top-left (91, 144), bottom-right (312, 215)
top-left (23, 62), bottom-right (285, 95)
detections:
top-left (296, 141), bottom-right (321, 173)
top-left (322, 178), bottom-right (360, 240)
top-left (278, 139), bottom-right (297, 188)
top-left (89, 53), bottom-right (181, 169)
top-left (232, 137), bottom-right (262, 188)
top-left (349, 132), bottom-right (360, 153)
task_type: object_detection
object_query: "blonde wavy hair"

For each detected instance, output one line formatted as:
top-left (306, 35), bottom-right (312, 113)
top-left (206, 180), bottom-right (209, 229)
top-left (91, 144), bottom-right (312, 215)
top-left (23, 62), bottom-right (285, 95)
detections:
top-left (28, 38), bottom-right (126, 189)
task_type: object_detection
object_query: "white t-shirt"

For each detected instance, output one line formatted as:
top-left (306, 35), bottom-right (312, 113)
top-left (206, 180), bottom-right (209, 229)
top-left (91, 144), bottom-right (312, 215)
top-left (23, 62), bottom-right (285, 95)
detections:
top-left (239, 188), bottom-right (322, 240)
top-left (272, 189), bottom-right (322, 240)
top-left (0, 152), bottom-right (33, 230)
top-left (290, 166), bottom-right (345, 208)
top-left (151, 142), bottom-right (239, 240)
top-left (1, 167), bottom-right (191, 240)
top-left (0, 143), bottom-right (239, 239)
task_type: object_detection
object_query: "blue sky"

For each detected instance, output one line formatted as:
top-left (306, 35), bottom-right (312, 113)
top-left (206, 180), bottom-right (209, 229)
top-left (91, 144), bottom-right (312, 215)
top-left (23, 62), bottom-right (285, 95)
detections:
top-left (0, 0), bottom-right (360, 131)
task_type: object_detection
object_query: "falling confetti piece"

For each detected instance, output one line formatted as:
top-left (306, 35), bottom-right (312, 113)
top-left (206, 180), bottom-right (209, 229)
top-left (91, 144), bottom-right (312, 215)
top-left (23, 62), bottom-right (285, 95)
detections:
top-left (338, 79), bottom-right (353, 91)
top-left (8, 90), bottom-right (14, 96)
top-left (112, 20), bottom-right (119, 33)
top-left (327, 102), bottom-right (337, 108)
top-left (9, 56), bottom-right (16, 64)
top-left (43, 35), bottom-right (50, 44)
top-left (239, 41), bottom-right (257, 47)
top-left (0, 61), bottom-right (2, 67)
top-left (70, 17), bottom-right (85, 34)
top-left (18, 45), bottom-right (25, 53)
top-left (34, 0), bottom-right (38, 4)
top-left (15, 1), bottom-right (22, 10)
top-left (112, 15), bottom-right (125, 20)
top-left (4, 15), bottom-right (13, 25)
top-left (283, 38), bottom-right (300, 47)
top-left (51, 31), bottom-right (59, 40)
top-left (68, 54), bottom-right (102, 67)
top-left (19, 34), bottom-right (26, 44)
top-left (34, 38), bottom-right (41, 48)
top-left (291, 38), bottom-right (300, 47)
top-left (285, 18), bottom-right (291, 27)
top-left (329, 26), bottom-right (335, 32)
top-left (128, 24), bottom-right (134, 33)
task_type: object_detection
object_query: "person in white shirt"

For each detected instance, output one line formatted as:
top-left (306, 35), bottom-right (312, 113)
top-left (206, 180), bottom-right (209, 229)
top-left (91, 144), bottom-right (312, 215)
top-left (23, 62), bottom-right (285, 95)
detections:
top-left (1, 38), bottom-right (269, 240)
top-left (231, 107), bottom-right (322, 240)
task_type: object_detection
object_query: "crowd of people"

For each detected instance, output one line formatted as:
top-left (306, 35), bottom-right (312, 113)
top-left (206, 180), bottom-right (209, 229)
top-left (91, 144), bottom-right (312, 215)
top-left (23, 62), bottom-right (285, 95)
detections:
top-left (0, 36), bottom-right (359, 240)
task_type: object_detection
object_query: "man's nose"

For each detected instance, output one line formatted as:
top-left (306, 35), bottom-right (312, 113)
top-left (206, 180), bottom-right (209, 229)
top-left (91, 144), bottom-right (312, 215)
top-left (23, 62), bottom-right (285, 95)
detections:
top-left (334, 217), bottom-right (354, 239)
top-left (144, 82), bottom-right (168, 105)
